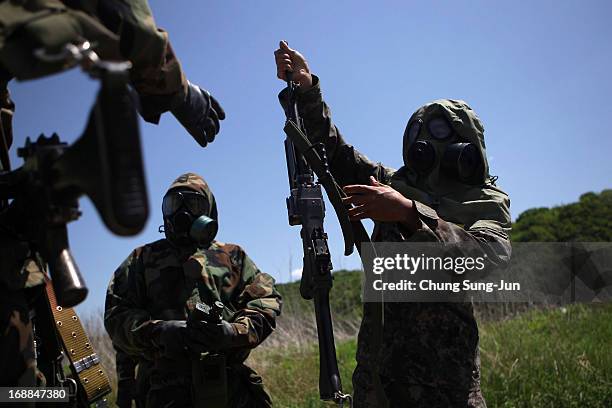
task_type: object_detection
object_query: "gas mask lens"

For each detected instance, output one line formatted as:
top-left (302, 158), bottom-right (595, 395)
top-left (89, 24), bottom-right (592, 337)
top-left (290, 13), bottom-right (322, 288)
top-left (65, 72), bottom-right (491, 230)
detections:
top-left (162, 191), bottom-right (209, 217)
top-left (406, 118), bottom-right (422, 146)
top-left (428, 117), bottom-right (453, 140)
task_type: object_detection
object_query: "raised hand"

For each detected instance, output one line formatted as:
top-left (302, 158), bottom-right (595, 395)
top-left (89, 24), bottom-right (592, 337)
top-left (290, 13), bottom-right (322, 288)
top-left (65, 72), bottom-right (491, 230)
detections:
top-left (274, 41), bottom-right (313, 90)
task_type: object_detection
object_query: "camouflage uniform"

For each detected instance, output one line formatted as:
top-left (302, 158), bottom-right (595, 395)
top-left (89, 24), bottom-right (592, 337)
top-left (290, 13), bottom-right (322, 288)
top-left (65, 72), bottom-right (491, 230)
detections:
top-left (0, 202), bottom-right (47, 387)
top-left (0, 56), bottom-right (45, 386)
top-left (104, 174), bottom-right (282, 408)
top-left (114, 345), bottom-right (150, 408)
top-left (279, 77), bottom-right (512, 407)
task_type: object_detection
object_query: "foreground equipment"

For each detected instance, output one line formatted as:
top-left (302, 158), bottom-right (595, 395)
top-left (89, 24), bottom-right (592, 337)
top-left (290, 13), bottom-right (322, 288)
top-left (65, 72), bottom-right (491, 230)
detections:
top-left (282, 72), bottom-right (357, 406)
top-left (36, 277), bottom-right (113, 405)
top-left (0, 43), bottom-right (148, 308)
top-left (0, 44), bottom-right (148, 406)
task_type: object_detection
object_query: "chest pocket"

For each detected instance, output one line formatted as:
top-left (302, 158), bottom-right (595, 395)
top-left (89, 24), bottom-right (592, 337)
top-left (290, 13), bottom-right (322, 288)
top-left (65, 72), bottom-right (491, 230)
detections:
top-left (183, 252), bottom-right (241, 317)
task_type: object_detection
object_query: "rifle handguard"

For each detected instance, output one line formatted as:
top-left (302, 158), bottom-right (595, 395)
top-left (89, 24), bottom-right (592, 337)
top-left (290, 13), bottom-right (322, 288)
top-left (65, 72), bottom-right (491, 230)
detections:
top-left (284, 120), bottom-right (357, 256)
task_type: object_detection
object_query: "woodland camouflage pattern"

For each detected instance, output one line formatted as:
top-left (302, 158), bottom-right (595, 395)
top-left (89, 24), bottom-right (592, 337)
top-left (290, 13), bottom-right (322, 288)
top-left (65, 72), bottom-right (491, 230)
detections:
top-left (279, 77), bottom-right (512, 408)
top-left (105, 173), bottom-right (281, 407)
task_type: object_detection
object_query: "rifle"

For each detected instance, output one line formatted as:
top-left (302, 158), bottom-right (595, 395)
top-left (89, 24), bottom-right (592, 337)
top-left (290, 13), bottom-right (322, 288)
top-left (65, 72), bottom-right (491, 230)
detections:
top-left (282, 72), bottom-right (371, 406)
top-left (0, 42), bottom-right (148, 307)
top-left (0, 42), bottom-right (148, 405)
top-left (189, 301), bottom-right (227, 408)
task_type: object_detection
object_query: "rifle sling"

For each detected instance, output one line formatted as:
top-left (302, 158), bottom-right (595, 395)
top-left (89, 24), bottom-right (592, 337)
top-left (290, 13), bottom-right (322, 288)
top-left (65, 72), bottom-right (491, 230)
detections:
top-left (44, 278), bottom-right (112, 403)
top-left (285, 120), bottom-right (375, 257)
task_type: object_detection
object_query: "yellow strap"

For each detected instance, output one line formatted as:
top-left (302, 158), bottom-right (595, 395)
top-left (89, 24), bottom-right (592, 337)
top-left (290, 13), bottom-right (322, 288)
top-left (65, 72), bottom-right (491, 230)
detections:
top-left (45, 280), bottom-right (112, 403)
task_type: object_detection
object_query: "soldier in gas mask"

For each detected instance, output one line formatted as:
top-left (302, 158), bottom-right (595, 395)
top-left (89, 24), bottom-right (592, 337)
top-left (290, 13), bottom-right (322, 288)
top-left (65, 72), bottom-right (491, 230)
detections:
top-left (105, 173), bottom-right (281, 408)
top-left (274, 41), bottom-right (511, 407)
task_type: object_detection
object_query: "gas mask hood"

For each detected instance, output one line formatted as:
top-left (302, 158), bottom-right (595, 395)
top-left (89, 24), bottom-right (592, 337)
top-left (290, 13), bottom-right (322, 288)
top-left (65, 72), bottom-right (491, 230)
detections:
top-left (162, 172), bottom-right (218, 248)
top-left (402, 99), bottom-right (489, 188)
top-left (390, 99), bottom-right (511, 232)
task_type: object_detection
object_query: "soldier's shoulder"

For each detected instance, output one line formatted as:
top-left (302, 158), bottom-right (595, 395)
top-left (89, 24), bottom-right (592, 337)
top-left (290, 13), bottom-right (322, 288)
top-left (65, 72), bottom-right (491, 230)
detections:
top-left (137, 239), bottom-right (176, 262)
top-left (210, 241), bottom-right (244, 256)
top-left (205, 241), bottom-right (249, 271)
top-left (143, 238), bottom-right (172, 252)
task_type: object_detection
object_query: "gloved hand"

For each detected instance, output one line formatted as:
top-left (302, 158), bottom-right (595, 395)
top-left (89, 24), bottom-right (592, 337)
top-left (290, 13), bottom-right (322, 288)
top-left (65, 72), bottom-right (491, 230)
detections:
top-left (150, 320), bottom-right (188, 357)
top-left (170, 81), bottom-right (226, 148)
top-left (187, 319), bottom-right (238, 351)
top-left (150, 320), bottom-right (212, 356)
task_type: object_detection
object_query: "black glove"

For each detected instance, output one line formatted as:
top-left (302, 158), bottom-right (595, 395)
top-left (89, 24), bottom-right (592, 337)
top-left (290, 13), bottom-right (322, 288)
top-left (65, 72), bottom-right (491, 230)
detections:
top-left (170, 81), bottom-right (226, 147)
top-left (151, 320), bottom-right (213, 356)
top-left (150, 320), bottom-right (188, 357)
top-left (187, 319), bottom-right (238, 351)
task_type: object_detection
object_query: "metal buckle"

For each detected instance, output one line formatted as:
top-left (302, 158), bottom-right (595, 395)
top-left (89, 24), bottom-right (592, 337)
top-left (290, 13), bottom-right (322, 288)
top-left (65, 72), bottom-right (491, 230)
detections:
top-left (34, 41), bottom-right (132, 77)
top-left (74, 353), bottom-right (99, 373)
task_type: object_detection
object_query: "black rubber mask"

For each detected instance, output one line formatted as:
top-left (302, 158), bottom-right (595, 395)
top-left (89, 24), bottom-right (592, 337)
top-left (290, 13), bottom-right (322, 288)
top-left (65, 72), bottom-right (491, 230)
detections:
top-left (162, 190), bottom-right (218, 247)
top-left (405, 117), bottom-right (484, 185)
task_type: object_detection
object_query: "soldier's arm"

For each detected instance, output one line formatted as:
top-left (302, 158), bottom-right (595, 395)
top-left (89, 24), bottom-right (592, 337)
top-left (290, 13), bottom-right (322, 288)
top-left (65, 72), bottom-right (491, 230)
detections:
top-left (104, 249), bottom-right (156, 357)
top-left (342, 176), bottom-right (512, 265)
top-left (229, 250), bottom-right (282, 349)
top-left (404, 198), bottom-right (512, 266)
top-left (279, 75), bottom-right (394, 187)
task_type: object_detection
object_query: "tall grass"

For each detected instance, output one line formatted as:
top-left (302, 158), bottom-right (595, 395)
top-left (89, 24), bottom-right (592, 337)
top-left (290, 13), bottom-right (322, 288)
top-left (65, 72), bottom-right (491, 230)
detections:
top-left (83, 277), bottom-right (612, 407)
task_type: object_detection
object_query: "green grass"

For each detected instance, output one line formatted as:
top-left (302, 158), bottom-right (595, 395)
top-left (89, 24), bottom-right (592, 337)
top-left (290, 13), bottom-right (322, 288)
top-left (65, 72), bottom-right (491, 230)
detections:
top-left (480, 304), bottom-right (612, 407)
top-left (252, 340), bottom-right (357, 408)
top-left (279, 269), bottom-right (364, 322)
top-left (249, 304), bottom-right (612, 407)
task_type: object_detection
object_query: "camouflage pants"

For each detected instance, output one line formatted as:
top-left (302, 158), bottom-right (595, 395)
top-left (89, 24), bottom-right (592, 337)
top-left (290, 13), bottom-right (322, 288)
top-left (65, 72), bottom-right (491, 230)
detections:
top-left (146, 363), bottom-right (272, 408)
top-left (352, 302), bottom-right (487, 408)
top-left (115, 347), bottom-right (150, 408)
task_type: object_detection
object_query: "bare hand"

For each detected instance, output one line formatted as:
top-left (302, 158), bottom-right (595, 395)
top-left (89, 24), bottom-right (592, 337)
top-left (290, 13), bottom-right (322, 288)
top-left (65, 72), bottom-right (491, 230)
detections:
top-left (343, 177), bottom-right (422, 232)
top-left (274, 41), bottom-right (313, 90)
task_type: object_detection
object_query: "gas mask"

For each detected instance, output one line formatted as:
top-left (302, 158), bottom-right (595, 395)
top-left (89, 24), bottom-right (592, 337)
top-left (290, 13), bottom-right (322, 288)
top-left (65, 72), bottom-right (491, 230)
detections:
top-left (162, 190), bottom-right (218, 247)
top-left (404, 117), bottom-right (484, 185)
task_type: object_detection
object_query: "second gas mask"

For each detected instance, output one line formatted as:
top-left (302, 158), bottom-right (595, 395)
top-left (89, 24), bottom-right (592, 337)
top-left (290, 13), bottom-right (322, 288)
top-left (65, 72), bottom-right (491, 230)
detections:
top-left (404, 117), bottom-right (484, 185)
top-left (162, 190), bottom-right (218, 247)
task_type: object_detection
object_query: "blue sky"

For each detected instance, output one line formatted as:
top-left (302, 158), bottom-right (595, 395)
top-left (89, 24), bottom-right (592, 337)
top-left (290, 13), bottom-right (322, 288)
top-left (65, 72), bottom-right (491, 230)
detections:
top-left (7, 0), bottom-right (612, 314)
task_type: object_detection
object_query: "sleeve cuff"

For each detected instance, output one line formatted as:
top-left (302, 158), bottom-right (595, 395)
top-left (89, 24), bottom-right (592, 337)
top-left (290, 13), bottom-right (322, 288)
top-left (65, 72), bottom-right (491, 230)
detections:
top-left (413, 200), bottom-right (439, 221)
top-left (278, 75), bottom-right (322, 114)
top-left (399, 200), bottom-right (440, 241)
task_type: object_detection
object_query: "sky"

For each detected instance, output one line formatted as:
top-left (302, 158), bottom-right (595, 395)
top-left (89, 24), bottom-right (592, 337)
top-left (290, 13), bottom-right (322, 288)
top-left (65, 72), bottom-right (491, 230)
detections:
top-left (7, 0), bottom-right (612, 314)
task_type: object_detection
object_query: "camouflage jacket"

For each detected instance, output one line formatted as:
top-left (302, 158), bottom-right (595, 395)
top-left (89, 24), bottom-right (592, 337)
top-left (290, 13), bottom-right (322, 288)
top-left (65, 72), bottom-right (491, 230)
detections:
top-left (279, 77), bottom-right (511, 401)
top-left (104, 238), bottom-right (281, 371)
